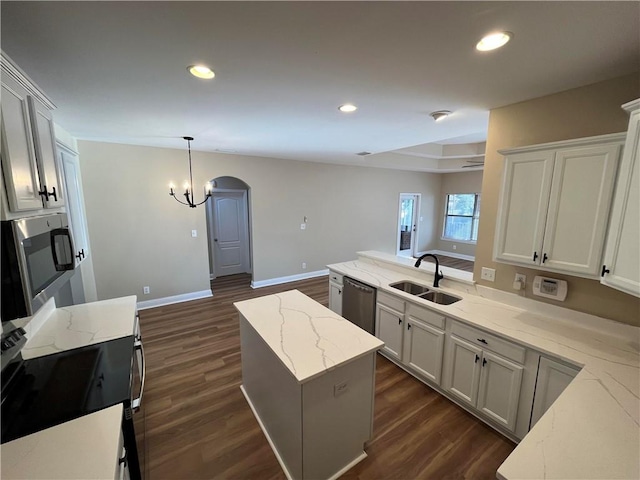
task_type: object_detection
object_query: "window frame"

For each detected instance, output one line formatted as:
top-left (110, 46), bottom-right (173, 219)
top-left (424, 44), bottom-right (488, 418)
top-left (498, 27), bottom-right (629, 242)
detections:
top-left (441, 193), bottom-right (481, 244)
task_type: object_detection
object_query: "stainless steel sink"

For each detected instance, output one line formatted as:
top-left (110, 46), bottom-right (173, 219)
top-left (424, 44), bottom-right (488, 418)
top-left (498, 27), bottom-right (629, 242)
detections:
top-left (418, 291), bottom-right (462, 305)
top-left (389, 281), bottom-right (431, 295)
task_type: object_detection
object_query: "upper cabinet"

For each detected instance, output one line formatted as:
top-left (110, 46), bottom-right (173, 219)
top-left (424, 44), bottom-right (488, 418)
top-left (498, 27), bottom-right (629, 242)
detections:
top-left (1, 52), bottom-right (65, 212)
top-left (58, 145), bottom-right (89, 266)
top-left (600, 100), bottom-right (640, 297)
top-left (494, 133), bottom-right (624, 279)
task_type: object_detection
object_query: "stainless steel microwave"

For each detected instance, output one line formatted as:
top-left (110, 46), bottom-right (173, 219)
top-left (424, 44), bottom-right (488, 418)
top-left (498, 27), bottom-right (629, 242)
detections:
top-left (1, 213), bottom-right (75, 321)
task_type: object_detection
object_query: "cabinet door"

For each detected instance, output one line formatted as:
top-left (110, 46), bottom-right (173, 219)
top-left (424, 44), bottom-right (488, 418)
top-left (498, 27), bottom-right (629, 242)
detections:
top-left (530, 357), bottom-right (579, 429)
top-left (28, 96), bottom-right (65, 208)
top-left (476, 351), bottom-right (523, 432)
top-left (494, 150), bottom-right (555, 266)
top-left (445, 336), bottom-right (482, 408)
top-left (403, 318), bottom-right (445, 385)
top-left (601, 107), bottom-right (640, 297)
top-left (59, 148), bottom-right (88, 266)
top-left (0, 77), bottom-right (43, 211)
top-left (328, 281), bottom-right (342, 315)
top-left (375, 303), bottom-right (403, 361)
top-left (542, 144), bottom-right (620, 276)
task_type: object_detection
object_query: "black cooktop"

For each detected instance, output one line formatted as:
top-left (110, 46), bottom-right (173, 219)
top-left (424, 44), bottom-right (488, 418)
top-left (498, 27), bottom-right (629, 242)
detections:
top-left (1, 335), bottom-right (134, 444)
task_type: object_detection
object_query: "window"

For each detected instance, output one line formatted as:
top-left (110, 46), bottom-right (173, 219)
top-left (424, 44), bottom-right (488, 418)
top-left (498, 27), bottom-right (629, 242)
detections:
top-left (442, 193), bottom-right (480, 242)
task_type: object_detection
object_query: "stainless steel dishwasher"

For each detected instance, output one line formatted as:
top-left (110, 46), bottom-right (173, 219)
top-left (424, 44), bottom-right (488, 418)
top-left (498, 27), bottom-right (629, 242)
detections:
top-left (342, 277), bottom-right (376, 334)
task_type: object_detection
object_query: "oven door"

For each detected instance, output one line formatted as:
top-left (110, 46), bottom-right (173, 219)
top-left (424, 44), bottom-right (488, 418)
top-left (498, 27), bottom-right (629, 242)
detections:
top-left (124, 317), bottom-right (146, 480)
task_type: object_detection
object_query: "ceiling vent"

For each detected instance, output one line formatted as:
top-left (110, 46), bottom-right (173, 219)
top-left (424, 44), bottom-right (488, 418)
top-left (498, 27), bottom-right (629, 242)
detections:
top-left (356, 151), bottom-right (372, 156)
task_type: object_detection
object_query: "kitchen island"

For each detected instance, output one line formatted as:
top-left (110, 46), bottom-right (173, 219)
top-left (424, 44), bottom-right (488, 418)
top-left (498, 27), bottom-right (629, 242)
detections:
top-left (234, 289), bottom-right (384, 480)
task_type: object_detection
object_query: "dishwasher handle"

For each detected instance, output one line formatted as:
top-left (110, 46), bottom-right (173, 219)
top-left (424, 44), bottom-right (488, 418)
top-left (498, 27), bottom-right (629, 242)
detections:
top-left (344, 277), bottom-right (374, 293)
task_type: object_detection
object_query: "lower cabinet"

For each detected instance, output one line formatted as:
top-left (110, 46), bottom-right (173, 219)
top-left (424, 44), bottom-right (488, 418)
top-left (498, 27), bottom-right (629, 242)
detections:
top-left (403, 319), bottom-right (445, 385)
top-left (328, 271), bottom-right (343, 315)
top-left (116, 429), bottom-right (130, 480)
top-left (375, 302), bottom-right (404, 361)
top-left (530, 356), bottom-right (580, 429)
top-left (445, 331), bottom-right (524, 432)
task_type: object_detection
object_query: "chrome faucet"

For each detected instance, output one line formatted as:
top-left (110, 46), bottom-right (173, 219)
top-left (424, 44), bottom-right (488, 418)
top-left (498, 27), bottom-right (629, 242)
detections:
top-left (414, 253), bottom-right (444, 288)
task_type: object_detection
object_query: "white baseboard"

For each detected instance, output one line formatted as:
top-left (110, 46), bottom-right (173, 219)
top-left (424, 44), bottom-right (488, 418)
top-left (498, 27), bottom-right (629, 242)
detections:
top-left (423, 249), bottom-right (475, 262)
top-left (251, 269), bottom-right (329, 289)
top-left (137, 289), bottom-right (213, 310)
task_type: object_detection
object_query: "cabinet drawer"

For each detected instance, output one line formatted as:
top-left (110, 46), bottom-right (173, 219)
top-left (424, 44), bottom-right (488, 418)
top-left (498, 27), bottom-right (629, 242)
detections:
top-left (451, 321), bottom-right (525, 364)
top-left (329, 271), bottom-right (343, 285)
top-left (406, 302), bottom-right (445, 330)
top-left (377, 291), bottom-right (405, 313)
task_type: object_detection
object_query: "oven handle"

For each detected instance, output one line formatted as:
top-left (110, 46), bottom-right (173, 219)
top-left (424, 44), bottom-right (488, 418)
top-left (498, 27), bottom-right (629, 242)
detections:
top-left (131, 337), bottom-right (146, 411)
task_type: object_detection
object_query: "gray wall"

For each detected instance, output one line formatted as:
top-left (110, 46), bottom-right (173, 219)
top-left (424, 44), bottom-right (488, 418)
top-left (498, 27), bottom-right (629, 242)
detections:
top-left (78, 141), bottom-right (441, 301)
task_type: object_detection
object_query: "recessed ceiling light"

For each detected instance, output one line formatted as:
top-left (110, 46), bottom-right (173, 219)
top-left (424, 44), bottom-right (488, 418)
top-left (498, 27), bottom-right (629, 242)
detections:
top-left (476, 31), bottom-right (513, 51)
top-left (430, 110), bottom-right (452, 122)
top-left (187, 64), bottom-right (215, 79)
top-left (339, 104), bottom-right (357, 113)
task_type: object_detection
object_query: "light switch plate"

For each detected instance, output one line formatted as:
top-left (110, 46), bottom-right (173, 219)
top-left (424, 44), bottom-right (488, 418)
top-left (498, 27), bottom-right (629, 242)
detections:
top-left (191, 230), bottom-right (197, 238)
top-left (481, 267), bottom-right (496, 282)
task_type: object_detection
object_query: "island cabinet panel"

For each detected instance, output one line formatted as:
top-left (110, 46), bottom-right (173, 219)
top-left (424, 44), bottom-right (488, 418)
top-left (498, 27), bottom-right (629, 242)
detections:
top-left (240, 317), bottom-right (303, 479)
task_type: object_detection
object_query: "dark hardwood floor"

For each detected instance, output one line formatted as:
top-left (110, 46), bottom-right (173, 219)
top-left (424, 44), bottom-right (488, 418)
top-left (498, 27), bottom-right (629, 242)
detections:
top-left (138, 275), bottom-right (513, 479)
top-left (420, 255), bottom-right (474, 273)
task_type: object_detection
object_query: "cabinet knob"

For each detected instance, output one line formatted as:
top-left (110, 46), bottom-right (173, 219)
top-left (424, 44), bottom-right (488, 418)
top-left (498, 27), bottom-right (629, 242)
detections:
top-left (542, 253), bottom-right (548, 264)
top-left (482, 358), bottom-right (487, 367)
top-left (407, 323), bottom-right (412, 330)
top-left (398, 318), bottom-right (402, 325)
top-left (475, 354), bottom-right (480, 363)
top-left (601, 265), bottom-right (610, 277)
top-left (39, 186), bottom-right (58, 202)
top-left (532, 251), bottom-right (538, 262)
top-left (477, 338), bottom-right (488, 345)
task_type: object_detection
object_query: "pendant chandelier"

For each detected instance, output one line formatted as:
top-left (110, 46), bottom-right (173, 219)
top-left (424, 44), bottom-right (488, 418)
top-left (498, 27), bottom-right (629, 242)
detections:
top-left (169, 136), bottom-right (213, 208)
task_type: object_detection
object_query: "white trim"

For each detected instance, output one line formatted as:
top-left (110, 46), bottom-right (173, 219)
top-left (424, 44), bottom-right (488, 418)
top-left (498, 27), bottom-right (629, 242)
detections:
top-left (439, 237), bottom-right (477, 245)
top-left (419, 249), bottom-right (475, 262)
top-left (251, 269), bottom-right (329, 289)
top-left (498, 132), bottom-right (625, 155)
top-left (136, 289), bottom-right (212, 310)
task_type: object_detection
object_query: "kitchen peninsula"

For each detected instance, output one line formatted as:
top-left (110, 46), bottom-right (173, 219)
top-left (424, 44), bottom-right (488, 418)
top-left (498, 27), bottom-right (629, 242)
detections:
top-left (234, 290), bottom-right (383, 480)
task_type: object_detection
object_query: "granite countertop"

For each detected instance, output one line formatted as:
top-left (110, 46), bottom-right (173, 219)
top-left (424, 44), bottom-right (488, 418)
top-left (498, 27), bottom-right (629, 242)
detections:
top-left (21, 295), bottom-right (138, 359)
top-left (328, 253), bottom-right (640, 480)
top-left (234, 289), bottom-right (384, 384)
top-left (1, 405), bottom-right (123, 480)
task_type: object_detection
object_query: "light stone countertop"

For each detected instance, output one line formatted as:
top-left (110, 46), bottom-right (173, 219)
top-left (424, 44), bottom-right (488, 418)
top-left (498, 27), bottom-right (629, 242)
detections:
top-left (234, 289), bottom-right (384, 384)
top-left (328, 253), bottom-right (640, 480)
top-left (21, 295), bottom-right (138, 359)
top-left (3, 296), bottom-right (138, 479)
top-left (0, 404), bottom-right (123, 480)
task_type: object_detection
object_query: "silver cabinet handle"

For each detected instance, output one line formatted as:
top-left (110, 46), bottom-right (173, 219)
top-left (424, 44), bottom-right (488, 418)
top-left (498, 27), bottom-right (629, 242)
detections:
top-left (131, 337), bottom-right (146, 410)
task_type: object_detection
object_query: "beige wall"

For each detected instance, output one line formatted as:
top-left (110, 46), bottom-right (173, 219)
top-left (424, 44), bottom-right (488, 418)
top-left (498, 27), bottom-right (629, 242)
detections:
top-left (436, 170), bottom-right (484, 257)
top-left (475, 73), bottom-right (640, 327)
top-left (78, 141), bottom-right (440, 301)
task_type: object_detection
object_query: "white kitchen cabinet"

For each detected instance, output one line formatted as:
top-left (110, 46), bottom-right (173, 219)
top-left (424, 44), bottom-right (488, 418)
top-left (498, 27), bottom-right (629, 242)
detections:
top-left (495, 134), bottom-right (624, 278)
top-left (375, 302), bottom-right (404, 361)
top-left (59, 145), bottom-right (89, 266)
top-left (403, 304), bottom-right (445, 385)
top-left (601, 99), bottom-right (640, 297)
top-left (328, 271), bottom-right (343, 315)
top-left (476, 351), bottom-right (523, 431)
top-left (445, 321), bottom-right (525, 433)
top-left (1, 73), bottom-right (43, 211)
top-left (530, 356), bottom-right (580, 429)
top-left (446, 335), bottom-right (482, 408)
top-left (1, 52), bottom-right (64, 212)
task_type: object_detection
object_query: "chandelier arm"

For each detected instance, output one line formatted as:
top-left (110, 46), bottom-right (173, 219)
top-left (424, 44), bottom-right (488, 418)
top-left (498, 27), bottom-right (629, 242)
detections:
top-left (193, 194), bottom-right (212, 207)
top-left (171, 194), bottom-right (192, 207)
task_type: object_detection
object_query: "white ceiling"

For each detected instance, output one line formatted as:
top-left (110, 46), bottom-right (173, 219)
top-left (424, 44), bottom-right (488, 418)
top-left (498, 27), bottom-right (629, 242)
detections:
top-left (1, 1), bottom-right (638, 170)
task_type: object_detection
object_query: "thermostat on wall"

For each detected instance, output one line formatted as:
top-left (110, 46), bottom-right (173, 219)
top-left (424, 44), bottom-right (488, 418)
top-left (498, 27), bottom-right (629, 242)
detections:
top-left (533, 276), bottom-right (568, 301)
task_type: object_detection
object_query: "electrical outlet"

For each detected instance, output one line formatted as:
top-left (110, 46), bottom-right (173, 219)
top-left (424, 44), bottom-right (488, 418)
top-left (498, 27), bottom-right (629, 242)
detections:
top-left (515, 273), bottom-right (526, 285)
top-left (191, 230), bottom-right (197, 238)
top-left (300, 223), bottom-right (306, 230)
top-left (334, 380), bottom-right (348, 397)
top-left (452, 244), bottom-right (457, 250)
top-left (143, 286), bottom-right (150, 295)
top-left (481, 267), bottom-right (496, 282)
top-left (302, 262), bottom-right (307, 269)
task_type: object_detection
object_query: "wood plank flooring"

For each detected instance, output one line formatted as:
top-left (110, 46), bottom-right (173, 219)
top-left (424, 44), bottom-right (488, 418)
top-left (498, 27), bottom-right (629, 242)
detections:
top-left (138, 275), bottom-right (513, 479)
top-left (420, 255), bottom-right (474, 273)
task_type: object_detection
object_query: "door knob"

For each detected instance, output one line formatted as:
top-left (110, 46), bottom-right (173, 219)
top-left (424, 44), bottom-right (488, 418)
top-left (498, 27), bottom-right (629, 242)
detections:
top-left (214, 238), bottom-right (218, 242)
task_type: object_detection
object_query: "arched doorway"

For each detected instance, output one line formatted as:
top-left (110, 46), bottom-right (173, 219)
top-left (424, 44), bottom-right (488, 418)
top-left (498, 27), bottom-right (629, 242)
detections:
top-left (205, 176), bottom-right (252, 284)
